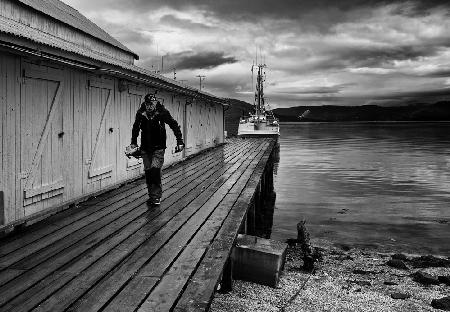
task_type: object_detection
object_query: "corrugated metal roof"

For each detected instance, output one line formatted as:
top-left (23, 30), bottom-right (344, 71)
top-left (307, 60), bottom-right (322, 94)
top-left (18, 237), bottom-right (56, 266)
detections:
top-left (0, 15), bottom-right (226, 104)
top-left (17, 0), bottom-right (138, 59)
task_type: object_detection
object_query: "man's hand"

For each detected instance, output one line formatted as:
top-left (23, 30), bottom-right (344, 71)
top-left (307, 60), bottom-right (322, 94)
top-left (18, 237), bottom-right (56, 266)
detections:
top-left (125, 144), bottom-right (141, 158)
top-left (175, 143), bottom-right (185, 153)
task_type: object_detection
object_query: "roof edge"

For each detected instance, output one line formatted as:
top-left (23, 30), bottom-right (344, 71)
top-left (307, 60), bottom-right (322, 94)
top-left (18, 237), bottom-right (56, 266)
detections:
top-left (17, 0), bottom-right (139, 60)
top-left (0, 38), bottom-right (227, 106)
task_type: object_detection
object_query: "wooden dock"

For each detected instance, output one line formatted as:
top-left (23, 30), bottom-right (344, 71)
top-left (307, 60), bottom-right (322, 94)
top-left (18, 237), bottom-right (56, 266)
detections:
top-left (0, 138), bottom-right (276, 312)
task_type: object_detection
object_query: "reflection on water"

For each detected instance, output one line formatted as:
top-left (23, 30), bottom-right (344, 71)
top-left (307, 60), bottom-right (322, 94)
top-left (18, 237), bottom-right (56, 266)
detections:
top-left (271, 122), bottom-right (450, 255)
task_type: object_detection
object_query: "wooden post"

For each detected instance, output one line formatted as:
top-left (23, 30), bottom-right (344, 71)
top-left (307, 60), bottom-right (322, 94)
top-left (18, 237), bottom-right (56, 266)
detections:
top-left (268, 162), bottom-right (274, 192)
top-left (297, 220), bottom-right (311, 253)
top-left (239, 215), bottom-right (247, 234)
top-left (0, 191), bottom-right (4, 225)
top-left (247, 199), bottom-right (256, 235)
top-left (254, 184), bottom-right (262, 229)
top-left (219, 257), bottom-right (233, 293)
top-left (261, 170), bottom-right (266, 199)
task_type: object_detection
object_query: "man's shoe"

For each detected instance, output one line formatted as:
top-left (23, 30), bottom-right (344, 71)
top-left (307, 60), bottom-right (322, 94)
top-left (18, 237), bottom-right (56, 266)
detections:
top-left (146, 198), bottom-right (161, 206)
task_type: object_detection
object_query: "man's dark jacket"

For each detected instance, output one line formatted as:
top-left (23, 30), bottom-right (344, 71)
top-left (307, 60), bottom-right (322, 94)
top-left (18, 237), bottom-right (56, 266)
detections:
top-left (131, 103), bottom-right (183, 152)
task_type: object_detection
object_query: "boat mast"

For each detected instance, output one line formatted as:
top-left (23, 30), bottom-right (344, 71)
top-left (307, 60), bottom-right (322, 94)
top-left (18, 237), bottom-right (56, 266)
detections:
top-left (254, 64), bottom-right (266, 117)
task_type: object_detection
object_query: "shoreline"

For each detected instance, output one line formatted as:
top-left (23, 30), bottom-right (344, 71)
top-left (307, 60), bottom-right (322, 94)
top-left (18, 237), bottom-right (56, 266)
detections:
top-left (210, 239), bottom-right (450, 312)
top-left (278, 121), bottom-right (450, 124)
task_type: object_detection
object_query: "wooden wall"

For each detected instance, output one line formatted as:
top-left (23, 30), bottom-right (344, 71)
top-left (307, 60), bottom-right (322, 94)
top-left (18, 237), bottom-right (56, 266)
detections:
top-left (0, 50), bottom-right (224, 226)
top-left (184, 99), bottom-right (223, 156)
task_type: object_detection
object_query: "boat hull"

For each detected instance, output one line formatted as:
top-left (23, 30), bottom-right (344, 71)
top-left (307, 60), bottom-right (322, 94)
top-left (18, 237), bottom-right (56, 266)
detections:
top-left (237, 122), bottom-right (280, 138)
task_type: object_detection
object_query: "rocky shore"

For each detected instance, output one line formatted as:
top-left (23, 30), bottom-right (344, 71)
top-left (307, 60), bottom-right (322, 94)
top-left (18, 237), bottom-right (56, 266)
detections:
top-left (211, 240), bottom-right (450, 312)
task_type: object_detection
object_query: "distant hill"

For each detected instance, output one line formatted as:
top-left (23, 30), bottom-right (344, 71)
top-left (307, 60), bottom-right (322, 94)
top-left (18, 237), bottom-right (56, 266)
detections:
top-left (224, 99), bottom-right (253, 136)
top-left (273, 101), bottom-right (450, 122)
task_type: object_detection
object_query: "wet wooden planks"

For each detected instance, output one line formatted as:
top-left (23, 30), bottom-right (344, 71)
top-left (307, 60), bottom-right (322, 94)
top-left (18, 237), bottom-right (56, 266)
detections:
top-left (0, 138), bottom-right (275, 312)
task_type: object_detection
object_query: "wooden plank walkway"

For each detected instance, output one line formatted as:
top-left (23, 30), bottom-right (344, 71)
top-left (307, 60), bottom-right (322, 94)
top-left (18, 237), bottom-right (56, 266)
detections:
top-left (0, 138), bottom-right (276, 312)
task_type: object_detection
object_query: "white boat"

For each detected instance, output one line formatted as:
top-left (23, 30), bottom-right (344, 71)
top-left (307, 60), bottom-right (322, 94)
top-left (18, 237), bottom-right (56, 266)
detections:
top-left (238, 64), bottom-right (280, 138)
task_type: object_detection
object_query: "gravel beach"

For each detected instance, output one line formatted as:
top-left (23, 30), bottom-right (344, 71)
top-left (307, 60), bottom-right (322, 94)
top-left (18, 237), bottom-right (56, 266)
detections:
top-left (210, 240), bottom-right (450, 312)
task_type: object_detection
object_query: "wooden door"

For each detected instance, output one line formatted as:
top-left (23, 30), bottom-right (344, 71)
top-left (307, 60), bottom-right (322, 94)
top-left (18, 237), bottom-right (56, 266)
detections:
top-left (196, 104), bottom-right (203, 148)
top-left (170, 98), bottom-right (185, 161)
top-left (84, 78), bottom-right (116, 190)
top-left (20, 64), bottom-right (65, 212)
top-left (185, 102), bottom-right (195, 155)
top-left (205, 105), bottom-right (212, 145)
top-left (125, 89), bottom-right (144, 170)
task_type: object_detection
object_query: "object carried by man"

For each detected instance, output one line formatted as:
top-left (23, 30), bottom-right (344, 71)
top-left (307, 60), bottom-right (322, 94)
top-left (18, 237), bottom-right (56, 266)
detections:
top-left (124, 144), bottom-right (142, 159)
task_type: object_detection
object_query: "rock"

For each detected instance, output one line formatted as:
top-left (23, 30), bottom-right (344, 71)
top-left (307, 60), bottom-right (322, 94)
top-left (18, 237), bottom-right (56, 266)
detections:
top-left (386, 259), bottom-right (409, 270)
top-left (340, 244), bottom-right (351, 251)
top-left (348, 280), bottom-right (371, 286)
top-left (431, 296), bottom-right (450, 311)
top-left (353, 269), bottom-right (378, 275)
top-left (410, 255), bottom-right (450, 268)
top-left (286, 238), bottom-right (298, 246)
top-left (302, 253), bottom-right (315, 272)
top-left (391, 292), bottom-right (411, 300)
top-left (411, 271), bottom-right (440, 286)
top-left (384, 281), bottom-right (398, 285)
top-left (392, 253), bottom-right (408, 261)
top-left (438, 276), bottom-right (450, 286)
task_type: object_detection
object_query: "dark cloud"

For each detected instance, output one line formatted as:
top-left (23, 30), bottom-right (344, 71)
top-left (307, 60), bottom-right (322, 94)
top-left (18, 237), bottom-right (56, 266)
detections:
top-left (391, 0), bottom-right (450, 16)
top-left (104, 0), bottom-right (449, 19)
top-left (335, 45), bottom-right (440, 67)
top-left (64, 0), bottom-right (450, 107)
top-left (423, 69), bottom-right (450, 78)
top-left (82, 0), bottom-right (450, 36)
top-left (272, 43), bottom-right (445, 76)
top-left (66, 0), bottom-right (450, 33)
top-left (162, 51), bottom-right (238, 71)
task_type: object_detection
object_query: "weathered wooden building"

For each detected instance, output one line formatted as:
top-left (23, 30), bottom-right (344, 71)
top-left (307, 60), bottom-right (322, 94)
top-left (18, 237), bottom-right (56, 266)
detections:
top-left (0, 0), bottom-right (226, 228)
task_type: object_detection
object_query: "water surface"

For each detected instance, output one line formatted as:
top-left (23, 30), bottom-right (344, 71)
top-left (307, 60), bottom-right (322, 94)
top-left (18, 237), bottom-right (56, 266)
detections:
top-left (271, 122), bottom-right (450, 255)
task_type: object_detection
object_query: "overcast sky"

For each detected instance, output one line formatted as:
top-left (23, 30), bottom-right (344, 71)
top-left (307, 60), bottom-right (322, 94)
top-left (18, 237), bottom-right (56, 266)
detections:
top-left (63, 0), bottom-right (450, 108)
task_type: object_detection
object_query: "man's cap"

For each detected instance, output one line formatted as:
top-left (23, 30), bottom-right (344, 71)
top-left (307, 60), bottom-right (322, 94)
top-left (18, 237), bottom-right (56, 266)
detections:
top-left (144, 94), bottom-right (157, 102)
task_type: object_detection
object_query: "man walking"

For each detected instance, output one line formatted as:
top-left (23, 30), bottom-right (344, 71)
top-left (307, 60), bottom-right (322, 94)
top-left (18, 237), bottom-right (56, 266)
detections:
top-left (129, 94), bottom-right (184, 206)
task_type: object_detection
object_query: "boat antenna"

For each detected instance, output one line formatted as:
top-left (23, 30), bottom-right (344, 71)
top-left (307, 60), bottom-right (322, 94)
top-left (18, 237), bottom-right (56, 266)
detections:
top-left (259, 47), bottom-right (262, 64)
top-left (251, 60), bottom-right (254, 95)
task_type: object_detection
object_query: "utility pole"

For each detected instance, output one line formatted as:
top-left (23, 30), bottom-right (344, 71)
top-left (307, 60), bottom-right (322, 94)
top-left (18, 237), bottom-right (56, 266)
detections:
top-left (196, 75), bottom-right (206, 91)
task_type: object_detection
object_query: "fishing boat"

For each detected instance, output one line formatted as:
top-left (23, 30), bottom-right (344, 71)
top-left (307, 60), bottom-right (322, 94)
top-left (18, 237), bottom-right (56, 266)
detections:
top-left (238, 64), bottom-right (280, 138)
